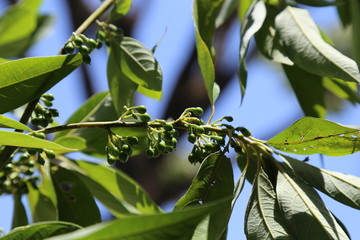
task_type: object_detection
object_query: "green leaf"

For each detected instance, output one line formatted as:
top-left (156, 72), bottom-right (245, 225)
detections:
top-left (337, 0), bottom-right (351, 27)
top-left (193, 0), bottom-right (225, 104)
top-left (175, 152), bottom-right (234, 240)
top-left (0, 54), bottom-right (83, 113)
top-left (281, 155), bottom-right (360, 210)
top-left (11, 194), bottom-right (28, 229)
top-left (245, 167), bottom-right (293, 239)
top-left (65, 160), bottom-right (162, 216)
top-left (55, 91), bottom-right (118, 157)
top-left (239, 0), bottom-right (266, 103)
top-left (255, 5), bottom-right (293, 65)
top-left (350, 0), bottom-right (360, 64)
top-left (0, 131), bottom-right (76, 153)
top-left (110, 0), bottom-right (132, 20)
top-left (108, 39), bottom-right (138, 114)
top-left (236, 148), bottom-right (258, 184)
top-left (51, 166), bottom-right (101, 227)
top-left (267, 117), bottom-right (360, 156)
top-left (47, 199), bottom-right (231, 240)
top-left (276, 169), bottom-right (349, 239)
top-left (27, 164), bottom-right (58, 222)
top-left (283, 64), bottom-right (326, 118)
top-left (323, 77), bottom-right (360, 103)
top-left (0, 0), bottom-right (39, 58)
top-left (0, 221), bottom-right (81, 240)
top-left (275, 6), bottom-right (360, 83)
top-left (238, 0), bottom-right (253, 21)
top-left (120, 37), bottom-right (162, 100)
top-left (0, 115), bottom-right (32, 131)
top-left (295, 0), bottom-right (343, 7)
top-left (54, 136), bottom-right (87, 151)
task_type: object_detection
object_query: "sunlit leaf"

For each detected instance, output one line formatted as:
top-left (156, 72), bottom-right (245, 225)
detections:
top-left (215, 0), bottom-right (238, 27)
top-left (0, 115), bottom-right (32, 131)
top-left (0, 221), bottom-right (81, 240)
top-left (275, 6), bottom-right (360, 83)
top-left (64, 160), bottom-right (162, 216)
top-left (51, 166), bottom-right (101, 227)
top-left (110, 0), bottom-right (132, 21)
top-left (27, 164), bottom-right (58, 222)
top-left (239, 0), bottom-right (266, 103)
top-left (281, 155), bottom-right (360, 210)
top-left (267, 117), bottom-right (360, 156)
top-left (175, 152), bottom-right (234, 240)
top-left (53, 136), bottom-right (87, 151)
top-left (236, 148), bottom-right (258, 184)
top-left (0, 54), bottom-right (83, 113)
top-left (277, 169), bottom-right (349, 239)
top-left (108, 39), bottom-right (138, 114)
top-left (11, 194), bottom-right (28, 229)
top-left (245, 167), bottom-right (293, 239)
top-left (238, 0), bottom-right (253, 21)
top-left (120, 37), bottom-right (162, 100)
top-left (47, 199), bottom-right (231, 240)
top-left (0, 131), bottom-right (76, 153)
top-left (283, 64), bottom-right (326, 118)
top-left (323, 77), bottom-right (360, 103)
top-left (193, 0), bottom-right (225, 104)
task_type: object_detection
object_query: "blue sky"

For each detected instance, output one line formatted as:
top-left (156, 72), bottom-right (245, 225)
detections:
top-left (1, 0), bottom-right (360, 238)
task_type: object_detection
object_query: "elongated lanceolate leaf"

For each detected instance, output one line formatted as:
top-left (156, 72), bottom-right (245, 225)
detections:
top-left (281, 155), bottom-right (360, 210)
top-left (12, 194), bottom-right (28, 229)
top-left (239, 0), bottom-right (266, 103)
top-left (120, 37), bottom-right (162, 100)
top-left (108, 39), bottom-right (138, 114)
top-left (277, 169), bottom-right (349, 239)
top-left (0, 131), bottom-right (76, 153)
top-left (0, 115), bottom-right (32, 131)
top-left (0, 221), bottom-right (81, 240)
top-left (47, 199), bottom-right (230, 240)
top-left (0, 54), bottom-right (83, 113)
top-left (52, 166), bottom-right (101, 227)
top-left (295, 0), bottom-right (343, 7)
top-left (27, 164), bottom-right (58, 222)
top-left (283, 64), bottom-right (326, 118)
top-left (175, 152), bottom-right (234, 240)
top-left (110, 0), bottom-right (132, 21)
top-left (245, 167), bottom-right (293, 239)
top-left (66, 160), bottom-right (162, 216)
top-left (323, 77), bottom-right (360, 104)
top-left (350, 0), bottom-right (360, 64)
top-left (193, 0), bottom-right (224, 105)
top-left (267, 117), bottom-right (360, 156)
top-left (275, 6), bottom-right (360, 83)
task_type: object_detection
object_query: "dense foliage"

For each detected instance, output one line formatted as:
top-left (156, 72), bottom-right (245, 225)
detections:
top-left (0, 0), bottom-right (359, 239)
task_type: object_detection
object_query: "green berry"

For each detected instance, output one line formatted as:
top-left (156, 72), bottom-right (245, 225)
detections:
top-left (118, 152), bottom-right (129, 163)
top-left (237, 127), bottom-right (251, 137)
top-left (64, 42), bottom-right (75, 54)
top-left (97, 30), bottom-right (107, 41)
top-left (34, 132), bottom-right (46, 139)
top-left (107, 155), bottom-right (117, 165)
top-left (79, 45), bottom-right (90, 54)
top-left (27, 148), bottom-right (38, 156)
top-left (96, 41), bottom-right (103, 49)
top-left (157, 141), bottom-right (166, 152)
top-left (139, 114), bottom-right (151, 123)
top-left (121, 144), bottom-right (132, 155)
top-left (194, 126), bottom-right (205, 134)
top-left (145, 148), bottom-right (155, 158)
top-left (164, 122), bottom-right (173, 131)
top-left (223, 116), bottom-right (233, 122)
top-left (126, 136), bottom-right (139, 146)
top-left (44, 149), bottom-right (55, 159)
top-left (82, 54), bottom-right (91, 64)
top-left (87, 39), bottom-right (97, 49)
top-left (136, 105), bottom-right (147, 114)
top-left (188, 133), bottom-right (196, 143)
top-left (188, 107), bottom-right (203, 116)
top-left (37, 155), bottom-right (45, 165)
top-left (49, 109), bottom-right (59, 117)
top-left (73, 36), bottom-right (83, 47)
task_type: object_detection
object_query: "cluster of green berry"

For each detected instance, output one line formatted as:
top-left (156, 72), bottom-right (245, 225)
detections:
top-left (63, 33), bottom-right (102, 64)
top-left (96, 22), bottom-right (123, 46)
top-left (145, 121), bottom-right (179, 158)
top-left (30, 94), bottom-right (59, 128)
top-left (106, 131), bottom-right (139, 164)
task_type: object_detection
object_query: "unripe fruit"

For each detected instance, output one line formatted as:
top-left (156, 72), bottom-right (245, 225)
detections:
top-left (44, 149), bottom-right (56, 159)
top-left (96, 30), bottom-right (107, 41)
top-left (82, 54), bottom-right (91, 64)
top-left (145, 148), bottom-right (155, 158)
top-left (188, 107), bottom-right (203, 116)
top-left (223, 116), bottom-right (233, 122)
top-left (188, 133), bottom-right (196, 143)
top-left (107, 155), bottom-right (116, 165)
top-left (136, 105), bottom-right (147, 114)
top-left (194, 126), bottom-right (205, 134)
top-left (64, 42), bottom-right (75, 54)
top-left (164, 123), bottom-right (173, 131)
top-left (118, 152), bottom-right (129, 163)
top-left (126, 136), bottom-right (139, 146)
top-left (73, 36), bottom-right (83, 47)
top-left (139, 113), bottom-right (151, 123)
top-left (87, 39), bottom-right (97, 49)
top-left (237, 127), bottom-right (251, 137)
top-left (37, 155), bottom-right (45, 165)
top-left (79, 45), bottom-right (90, 54)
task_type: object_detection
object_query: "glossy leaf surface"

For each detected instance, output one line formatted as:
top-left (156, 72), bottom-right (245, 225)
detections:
top-left (110, 0), bottom-right (132, 20)
top-left (0, 221), bottom-right (81, 240)
top-left (0, 115), bottom-right (32, 131)
top-left (0, 54), bottom-right (83, 113)
top-left (48, 199), bottom-right (230, 240)
top-left (281, 155), bottom-right (360, 210)
top-left (277, 169), bottom-right (349, 239)
top-left (267, 117), bottom-right (360, 156)
top-left (275, 6), bottom-right (360, 83)
top-left (245, 167), bottom-right (293, 239)
top-left (0, 131), bottom-right (76, 153)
